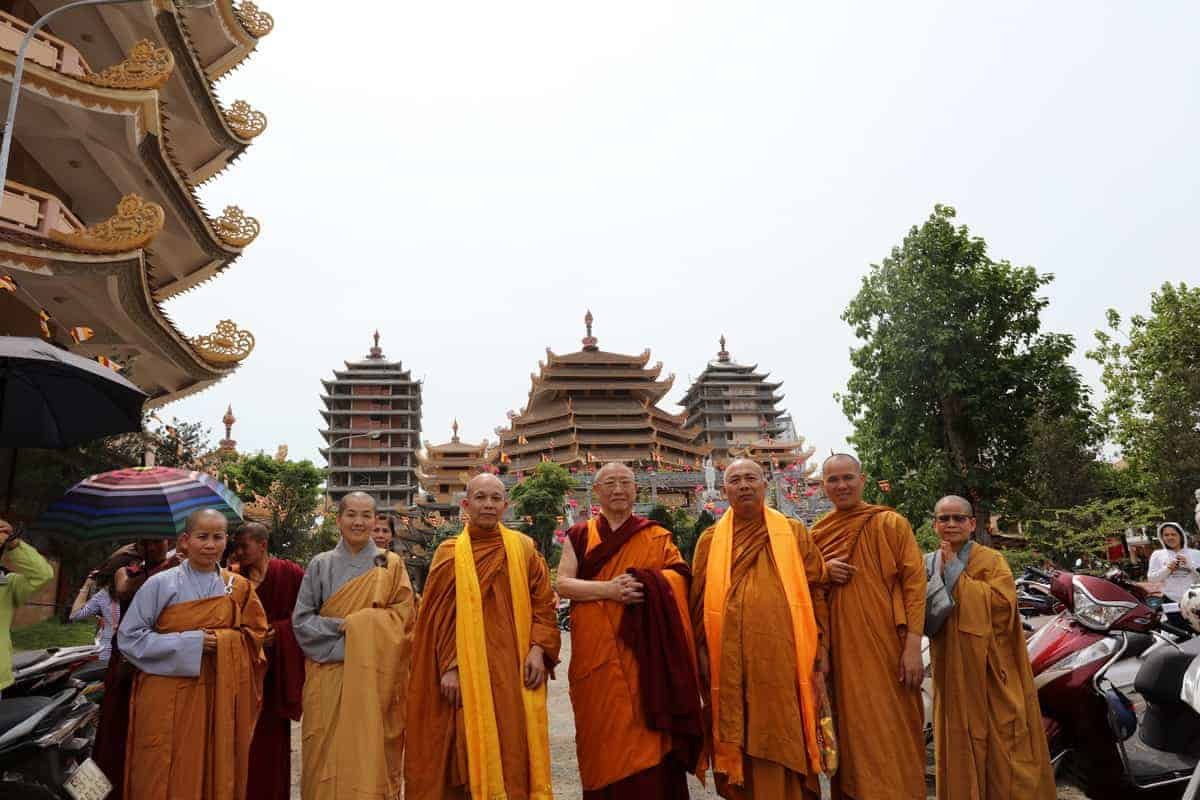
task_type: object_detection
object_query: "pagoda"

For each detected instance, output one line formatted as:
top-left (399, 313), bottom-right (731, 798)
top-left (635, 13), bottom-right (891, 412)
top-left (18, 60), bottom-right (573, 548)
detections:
top-left (681, 336), bottom-right (809, 469)
top-left (0, 0), bottom-right (274, 404)
top-left (496, 311), bottom-right (708, 474)
top-left (416, 420), bottom-right (487, 521)
top-left (319, 333), bottom-right (422, 510)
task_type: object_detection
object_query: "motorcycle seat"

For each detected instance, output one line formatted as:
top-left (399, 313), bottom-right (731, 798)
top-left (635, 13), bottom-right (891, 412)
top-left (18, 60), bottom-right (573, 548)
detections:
top-left (10, 650), bottom-right (50, 672)
top-left (0, 697), bottom-right (53, 738)
top-left (1136, 650), bottom-right (1198, 704)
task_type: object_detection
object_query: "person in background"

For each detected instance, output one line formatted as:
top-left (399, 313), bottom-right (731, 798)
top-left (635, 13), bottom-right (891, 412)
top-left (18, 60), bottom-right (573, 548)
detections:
top-left (1147, 522), bottom-right (1200, 627)
top-left (0, 517), bottom-right (55, 694)
top-left (372, 513), bottom-right (395, 551)
top-left (70, 568), bottom-right (121, 663)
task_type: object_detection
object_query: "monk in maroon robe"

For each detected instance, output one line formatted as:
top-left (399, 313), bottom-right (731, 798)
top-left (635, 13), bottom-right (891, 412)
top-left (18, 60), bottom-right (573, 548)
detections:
top-left (94, 538), bottom-right (179, 798)
top-left (234, 523), bottom-right (306, 800)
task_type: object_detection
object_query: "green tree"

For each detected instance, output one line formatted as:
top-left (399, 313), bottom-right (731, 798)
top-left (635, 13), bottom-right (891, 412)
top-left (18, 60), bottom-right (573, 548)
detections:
top-left (292, 511), bottom-right (340, 567)
top-left (1026, 497), bottom-right (1164, 569)
top-left (1088, 282), bottom-right (1200, 519)
top-left (838, 204), bottom-right (1094, 536)
top-left (508, 462), bottom-right (576, 559)
top-left (219, 454), bottom-right (325, 555)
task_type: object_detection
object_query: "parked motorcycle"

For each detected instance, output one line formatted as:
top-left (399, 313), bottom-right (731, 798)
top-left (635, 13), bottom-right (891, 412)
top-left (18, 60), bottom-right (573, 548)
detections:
top-left (1028, 566), bottom-right (1199, 798)
top-left (0, 646), bottom-right (110, 799)
top-left (1018, 566), bottom-right (1065, 618)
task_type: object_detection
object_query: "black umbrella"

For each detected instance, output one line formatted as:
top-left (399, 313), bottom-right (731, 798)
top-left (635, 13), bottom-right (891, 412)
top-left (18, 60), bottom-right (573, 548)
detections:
top-left (1, 336), bottom-right (147, 511)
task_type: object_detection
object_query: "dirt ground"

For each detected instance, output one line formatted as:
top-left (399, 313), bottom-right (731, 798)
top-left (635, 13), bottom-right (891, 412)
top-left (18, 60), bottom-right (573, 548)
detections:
top-left (289, 633), bottom-right (1086, 799)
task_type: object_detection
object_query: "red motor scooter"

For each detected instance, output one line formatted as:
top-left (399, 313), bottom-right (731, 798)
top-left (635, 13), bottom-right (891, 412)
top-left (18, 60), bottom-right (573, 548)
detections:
top-left (1027, 566), bottom-right (1198, 799)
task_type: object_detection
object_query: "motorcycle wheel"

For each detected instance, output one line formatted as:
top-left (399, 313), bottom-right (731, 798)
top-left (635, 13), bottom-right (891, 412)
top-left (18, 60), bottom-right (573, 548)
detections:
top-left (0, 780), bottom-right (60, 800)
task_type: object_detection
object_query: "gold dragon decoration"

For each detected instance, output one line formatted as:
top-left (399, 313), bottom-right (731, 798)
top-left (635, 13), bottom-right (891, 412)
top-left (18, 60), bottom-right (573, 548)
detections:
top-left (213, 206), bottom-right (260, 247)
top-left (224, 100), bottom-right (268, 139)
top-left (50, 194), bottom-right (165, 253)
top-left (234, 1), bottom-right (274, 38)
top-left (80, 40), bottom-right (175, 90)
top-left (190, 319), bottom-right (256, 365)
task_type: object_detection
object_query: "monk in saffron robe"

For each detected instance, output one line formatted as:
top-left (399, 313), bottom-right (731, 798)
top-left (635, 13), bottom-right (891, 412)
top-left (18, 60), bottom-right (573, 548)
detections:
top-left (810, 454), bottom-right (926, 800)
top-left (690, 459), bottom-right (838, 799)
top-left (118, 510), bottom-right (267, 800)
top-left (558, 462), bottom-right (704, 799)
top-left (95, 538), bottom-right (179, 799)
top-left (406, 473), bottom-right (561, 800)
top-left (233, 523), bottom-right (306, 800)
top-left (925, 496), bottom-right (1054, 799)
top-left (293, 491), bottom-right (416, 800)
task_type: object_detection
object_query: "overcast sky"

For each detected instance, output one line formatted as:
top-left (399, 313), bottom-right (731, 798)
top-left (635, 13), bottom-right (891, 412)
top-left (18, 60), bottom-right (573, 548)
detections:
top-left (166, 1), bottom-right (1200, 466)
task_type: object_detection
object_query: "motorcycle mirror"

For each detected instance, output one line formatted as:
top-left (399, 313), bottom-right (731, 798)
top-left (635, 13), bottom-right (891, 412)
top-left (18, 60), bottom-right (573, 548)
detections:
top-left (1103, 685), bottom-right (1137, 742)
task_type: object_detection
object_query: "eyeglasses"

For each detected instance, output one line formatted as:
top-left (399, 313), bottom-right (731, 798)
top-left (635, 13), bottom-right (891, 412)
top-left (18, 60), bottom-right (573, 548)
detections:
top-left (934, 514), bottom-right (971, 524)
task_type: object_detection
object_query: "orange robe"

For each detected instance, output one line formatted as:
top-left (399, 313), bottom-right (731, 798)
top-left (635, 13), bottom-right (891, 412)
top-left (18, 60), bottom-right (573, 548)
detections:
top-left (300, 551), bottom-right (416, 800)
top-left (690, 514), bottom-right (827, 800)
top-left (811, 504), bottom-right (926, 800)
top-left (405, 527), bottom-right (561, 800)
top-left (125, 575), bottom-right (267, 800)
top-left (566, 518), bottom-right (699, 796)
top-left (930, 544), bottom-right (1055, 800)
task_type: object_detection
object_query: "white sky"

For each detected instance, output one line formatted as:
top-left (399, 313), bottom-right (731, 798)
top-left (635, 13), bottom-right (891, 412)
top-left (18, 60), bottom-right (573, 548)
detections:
top-left (166, 1), bottom-right (1200, 465)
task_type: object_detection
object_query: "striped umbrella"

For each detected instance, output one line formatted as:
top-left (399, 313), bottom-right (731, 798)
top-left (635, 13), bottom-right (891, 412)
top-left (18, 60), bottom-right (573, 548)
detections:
top-left (36, 466), bottom-right (244, 542)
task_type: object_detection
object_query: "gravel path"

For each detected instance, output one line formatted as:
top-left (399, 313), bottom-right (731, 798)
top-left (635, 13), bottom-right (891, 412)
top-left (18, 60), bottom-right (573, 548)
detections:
top-left (289, 632), bottom-right (1086, 798)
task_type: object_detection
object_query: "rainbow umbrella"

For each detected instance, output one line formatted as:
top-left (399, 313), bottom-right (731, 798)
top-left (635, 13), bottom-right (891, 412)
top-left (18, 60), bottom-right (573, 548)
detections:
top-left (35, 466), bottom-right (244, 542)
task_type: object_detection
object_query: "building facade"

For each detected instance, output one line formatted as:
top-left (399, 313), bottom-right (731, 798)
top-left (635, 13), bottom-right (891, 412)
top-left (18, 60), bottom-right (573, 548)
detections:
top-left (495, 312), bottom-right (709, 476)
top-left (681, 336), bottom-right (802, 468)
top-left (320, 333), bottom-right (422, 510)
top-left (416, 420), bottom-right (487, 521)
top-left (0, 0), bottom-right (273, 403)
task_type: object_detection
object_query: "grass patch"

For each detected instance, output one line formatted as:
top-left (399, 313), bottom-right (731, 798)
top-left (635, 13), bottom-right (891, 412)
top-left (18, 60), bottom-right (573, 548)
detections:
top-left (11, 619), bottom-right (96, 652)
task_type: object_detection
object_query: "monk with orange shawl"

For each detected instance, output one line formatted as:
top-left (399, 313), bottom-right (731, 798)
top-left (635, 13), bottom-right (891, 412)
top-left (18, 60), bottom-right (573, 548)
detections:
top-left (690, 459), bottom-right (834, 799)
top-left (926, 496), bottom-right (1054, 799)
top-left (558, 462), bottom-right (704, 799)
top-left (810, 454), bottom-right (926, 800)
top-left (406, 473), bottom-right (561, 800)
top-left (117, 509), bottom-right (267, 800)
top-left (293, 491), bottom-right (416, 800)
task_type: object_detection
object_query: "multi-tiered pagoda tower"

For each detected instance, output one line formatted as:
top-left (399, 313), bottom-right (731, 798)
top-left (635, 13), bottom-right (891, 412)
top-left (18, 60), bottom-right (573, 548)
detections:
top-left (681, 336), bottom-right (811, 470)
top-left (496, 312), bottom-right (708, 474)
top-left (416, 421), bottom-right (487, 521)
top-left (320, 333), bottom-right (421, 510)
top-left (0, 0), bottom-right (273, 404)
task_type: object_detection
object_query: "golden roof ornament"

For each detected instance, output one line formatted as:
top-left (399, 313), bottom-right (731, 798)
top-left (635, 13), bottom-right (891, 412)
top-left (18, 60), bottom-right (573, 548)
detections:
top-left (224, 100), bottom-right (268, 139)
top-left (50, 194), bottom-right (165, 253)
top-left (190, 320), bottom-right (256, 365)
top-left (80, 39), bottom-right (175, 90)
top-left (582, 309), bottom-right (598, 351)
top-left (214, 206), bottom-right (260, 247)
top-left (234, 1), bottom-right (274, 38)
top-left (218, 405), bottom-right (238, 454)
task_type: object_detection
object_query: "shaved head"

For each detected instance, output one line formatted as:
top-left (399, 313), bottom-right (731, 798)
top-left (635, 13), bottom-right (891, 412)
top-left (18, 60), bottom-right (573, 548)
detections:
top-left (338, 491), bottom-right (376, 516)
top-left (594, 462), bottom-right (634, 482)
top-left (185, 508), bottom-right (227, 534)
top-left (723, 458), bottom-right (765, 482)
top-left (723, 458), bottom-right (767, 518)
top-left (934, 495), bottom-right (974, 515)
top-left (465, 473), bottom-right (505, 496)
top-left (822, 453), bottom-right (862, 474)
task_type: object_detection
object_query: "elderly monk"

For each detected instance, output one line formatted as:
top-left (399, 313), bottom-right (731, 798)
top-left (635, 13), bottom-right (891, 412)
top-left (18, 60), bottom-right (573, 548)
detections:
top-left (926, 496), bottom-right (1054, 799)
top-left (811, 454), bottom-right (926, 800)
top-left (294, 492), bottom-right (416, 800)
top-left (691, 459), bottom-right (833, 799)
top-left (406, 473), bottom-right (561, 800)
top-left (118, 510), bottom-right (267, 800)
top-left (559, 462), bottom-right (704, 799)
top-left (233, 523), bottom-right (306, 800)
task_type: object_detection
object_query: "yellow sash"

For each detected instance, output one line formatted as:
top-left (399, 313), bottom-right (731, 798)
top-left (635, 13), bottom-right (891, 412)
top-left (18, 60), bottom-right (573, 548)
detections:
top-left (454, 525), bottom-right (553, 800)
top-left (703, 507), bottom-right (822, 783)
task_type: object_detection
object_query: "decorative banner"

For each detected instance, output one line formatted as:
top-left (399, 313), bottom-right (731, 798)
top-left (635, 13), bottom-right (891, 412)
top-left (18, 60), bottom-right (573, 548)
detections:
top-left (518, 435), bottom-right (529, 445)
top-left (0, 275), bottom-right (15, 292)
top-left (96, 355), bottom-right (123, 371)
top-left (38, 308), bottom-right (52, 338)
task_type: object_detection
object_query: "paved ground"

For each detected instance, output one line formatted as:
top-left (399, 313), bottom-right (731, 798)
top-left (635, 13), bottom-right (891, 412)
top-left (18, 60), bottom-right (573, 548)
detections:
top-left (290, 632), bottom-right (1085, 799)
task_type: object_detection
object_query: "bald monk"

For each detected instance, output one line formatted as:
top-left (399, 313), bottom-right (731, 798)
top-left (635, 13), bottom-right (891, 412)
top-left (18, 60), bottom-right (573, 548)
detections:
top-left (233, 522), bottom-right (306, 800)
top-left (691, 459), bottom-right (835, 799)
top-left (406, 473), bottom-right (561, 800)
top-left (294, 492), bottom-right (416, 800)
top-left (926, 496), bottom-right (1054, 799)
top-left (810, 454), bottom-right (926, 800)
top-left (559, 462), bottom-right (704, 799)
top-left (117, 509), bottom-right (267, 800)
